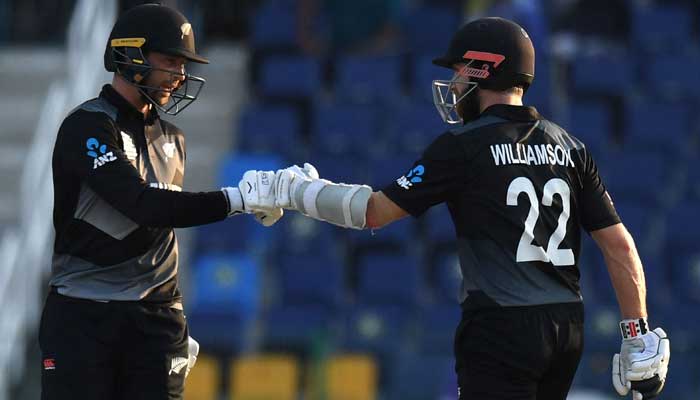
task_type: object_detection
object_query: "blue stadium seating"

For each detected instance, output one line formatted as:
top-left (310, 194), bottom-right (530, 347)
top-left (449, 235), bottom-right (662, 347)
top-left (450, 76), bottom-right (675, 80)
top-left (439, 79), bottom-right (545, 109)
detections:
top-left (277, 255), bottom-right (345, 307)
top-left (273, 213), bottom-right (342, 258)
top-left (665, 202), bottom-right (700, 255)
top-left (385, 101), bottom-right (448, 155)
top-left (624, 99), bottom-right (691, 152)
top-left (311, 102), bottom-right (379, 156)
top-left (310, 154), bottom-right (371, 185)
top-left (335, 55), bottom-right (403, 103)
top-left (412, 54), bottom-right (448, 104)
top-left (261, 304), bottom-right (338, 351)
top-left (250, 0), bottom-right (297, 50)
top-left (646, 54), bottom-right (700, 100)
top-left (386, 352), bottom-right (454, 400)
top-left (415, 303), bottom-right (460, 355)
top-left (401, 6), bottom-right (460, 56)
top-left (670, 252), bottom-right (700, 304)
top-left (566, 101), bottom-right (613, 155)
top-left (217, 153), bottom-right (285, 188)
top-left (434, 251), bottom-right (462, 305)
top-left (631, 5), bottom-right (693, 54)
top-left (571, 55), bottom-right (634, 95)
top-left (422, 204), bottom-right (457, 247)
top-left (356, 253), bottom-right (423, 307)
top-left (258, 55), bottom-right (322, 98)
top-left (600, 151), bottom-right (669, 206)
top-left (236, 104), bottom-right (302, 156)
top-left (187, 253), bottom-right (261, 352)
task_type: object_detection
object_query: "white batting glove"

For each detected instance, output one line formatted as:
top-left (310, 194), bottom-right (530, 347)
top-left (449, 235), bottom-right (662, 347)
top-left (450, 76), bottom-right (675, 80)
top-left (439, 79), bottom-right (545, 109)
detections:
top-left (185, 335), bottom-right (199, 379)
top-left (238, 170), bottom-right (277, 211)
top-left (612, 319), bottom-right (670, 399)
top-left (253, 208), bottom-right (283, 227)
top-left (275, 163), bottom-right (320, 209)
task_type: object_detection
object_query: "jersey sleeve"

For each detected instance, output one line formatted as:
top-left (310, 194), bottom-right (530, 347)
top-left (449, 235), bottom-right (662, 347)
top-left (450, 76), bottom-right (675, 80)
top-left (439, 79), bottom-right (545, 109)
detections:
top-left (56, 111), bottom-right (228, 227)
top-left (578, 150), bottom-right (621, 232)
top-left (381, 132), bottom-right (468, 217)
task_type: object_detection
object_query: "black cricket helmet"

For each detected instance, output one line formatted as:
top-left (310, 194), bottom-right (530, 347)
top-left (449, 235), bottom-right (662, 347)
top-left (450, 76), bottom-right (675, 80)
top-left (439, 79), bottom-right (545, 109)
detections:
top-left (431, 17), bottom-right (535, 124)
top-left (104, 4), bottom-right (209, 115)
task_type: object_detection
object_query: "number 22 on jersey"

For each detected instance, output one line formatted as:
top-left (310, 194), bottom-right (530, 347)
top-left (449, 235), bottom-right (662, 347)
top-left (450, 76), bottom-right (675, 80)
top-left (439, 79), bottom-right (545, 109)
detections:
top-left (506, 177), bottom-right (574, 266)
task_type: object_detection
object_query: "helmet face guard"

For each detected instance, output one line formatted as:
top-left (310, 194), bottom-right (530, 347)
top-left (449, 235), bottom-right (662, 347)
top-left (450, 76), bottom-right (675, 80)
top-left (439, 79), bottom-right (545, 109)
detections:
top-left (432, 62), bottom-right (480, 124)
top-left (110, 43), bottom-right (205, 116)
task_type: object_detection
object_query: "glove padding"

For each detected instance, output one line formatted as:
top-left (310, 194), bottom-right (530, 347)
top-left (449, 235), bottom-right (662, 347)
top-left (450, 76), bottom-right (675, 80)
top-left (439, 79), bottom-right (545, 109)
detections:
top-left (612, 327), bottom-right (670, 399)
top-left (254, 208), bottom-right (283, 227)
top-left (275, 163), bottom-right (320, 209)
top-left (186, 336), bottom-right (199, 378)
top-left (239, 170), bottom-right (277, 212)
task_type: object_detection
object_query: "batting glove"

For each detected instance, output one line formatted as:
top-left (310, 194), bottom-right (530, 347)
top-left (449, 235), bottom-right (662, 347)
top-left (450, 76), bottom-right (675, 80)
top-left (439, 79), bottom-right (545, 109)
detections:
top-left (275, 163), bottom-right (320, 209)
top-left (612, 318), bottom-right (670, 399)
top-left (185, 335), bottom-right (199, 379)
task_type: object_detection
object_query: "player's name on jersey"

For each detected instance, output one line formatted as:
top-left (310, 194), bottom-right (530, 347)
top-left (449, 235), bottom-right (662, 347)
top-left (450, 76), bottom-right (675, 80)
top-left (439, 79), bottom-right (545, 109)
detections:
top-left (490, 143), bottom-right (575, 167)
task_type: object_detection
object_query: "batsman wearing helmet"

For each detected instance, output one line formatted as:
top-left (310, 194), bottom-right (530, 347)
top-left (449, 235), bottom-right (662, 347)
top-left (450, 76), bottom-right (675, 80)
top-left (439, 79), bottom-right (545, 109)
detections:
top-left (39, 4), bottom-right (282, 399)
top-left (243, 17), bottom-right (670, 399)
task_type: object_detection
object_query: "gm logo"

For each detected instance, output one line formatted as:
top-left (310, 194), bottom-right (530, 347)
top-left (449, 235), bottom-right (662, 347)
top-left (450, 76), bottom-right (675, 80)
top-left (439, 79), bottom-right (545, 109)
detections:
top-left (396, 164), bottom-right (425, 190)
top-left (86, 137), bottom-right (116, 169)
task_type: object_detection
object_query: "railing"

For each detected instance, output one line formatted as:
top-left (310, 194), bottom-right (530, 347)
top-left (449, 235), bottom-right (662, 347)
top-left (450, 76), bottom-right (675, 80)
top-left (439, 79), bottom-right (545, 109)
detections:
top-left (0, 0), bottom-right (115, 398)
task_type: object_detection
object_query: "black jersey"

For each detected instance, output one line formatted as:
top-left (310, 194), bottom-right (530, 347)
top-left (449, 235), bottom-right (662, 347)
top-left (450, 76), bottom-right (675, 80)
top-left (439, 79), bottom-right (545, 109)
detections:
top-left (50, 85), bottom-right (229, 303)
top-left (383, 105), bottom-right (620, 309)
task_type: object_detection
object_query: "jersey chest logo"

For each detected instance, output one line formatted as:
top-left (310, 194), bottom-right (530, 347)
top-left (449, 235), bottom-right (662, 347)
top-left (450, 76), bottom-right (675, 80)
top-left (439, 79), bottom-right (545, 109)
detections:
top-left (120, 131), bottom-right (138, 161)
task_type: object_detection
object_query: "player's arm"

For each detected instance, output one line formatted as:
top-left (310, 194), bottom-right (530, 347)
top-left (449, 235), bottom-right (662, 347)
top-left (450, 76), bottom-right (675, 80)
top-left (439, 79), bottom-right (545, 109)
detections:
top-left (366, 191), bottom-right (409, 229)
top-left (59, 113), bottom-right (273, 228)
top-left (590, 223), bottom-right (646, 319)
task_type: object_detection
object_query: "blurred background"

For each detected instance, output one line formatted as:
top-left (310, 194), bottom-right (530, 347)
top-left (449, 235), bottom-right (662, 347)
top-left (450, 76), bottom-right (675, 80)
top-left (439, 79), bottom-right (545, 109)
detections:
top-left (0, 0), bottom-right (698, 399)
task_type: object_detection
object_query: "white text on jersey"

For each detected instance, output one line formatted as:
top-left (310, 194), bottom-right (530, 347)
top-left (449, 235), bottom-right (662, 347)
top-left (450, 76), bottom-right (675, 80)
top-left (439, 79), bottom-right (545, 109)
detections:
top-left (490, 143), bottom-right (575, 167)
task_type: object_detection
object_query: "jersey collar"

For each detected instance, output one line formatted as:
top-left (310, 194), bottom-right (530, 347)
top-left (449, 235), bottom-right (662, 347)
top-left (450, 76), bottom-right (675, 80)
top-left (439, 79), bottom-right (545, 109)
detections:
top-left (480, 104), bottom-right (542, 122)
top-left (100, 84), bottom-right (158, 123)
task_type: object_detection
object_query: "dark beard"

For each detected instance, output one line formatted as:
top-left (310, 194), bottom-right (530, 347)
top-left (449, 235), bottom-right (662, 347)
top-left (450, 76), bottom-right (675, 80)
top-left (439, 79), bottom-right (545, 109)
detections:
top-left (456, 88), bottom-right (481, 124)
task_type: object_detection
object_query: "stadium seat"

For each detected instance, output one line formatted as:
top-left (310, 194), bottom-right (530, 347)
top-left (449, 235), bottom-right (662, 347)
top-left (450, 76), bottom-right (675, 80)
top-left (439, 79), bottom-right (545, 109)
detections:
top-left (187, 253), bottom-right (261, 352)
top-left (229, 354), bottom-right (300, 400)
top-left (571, 54), bottom-right (634, 95)
top-left (277, 255), bottom-right (344, 306)
top-left (630, 5), bottom-right (693, 54)
top-left (261, 304), bottom-right (338, 352)
top-left (412, 54), bottom-right (448, 103)
top-left (665, 202), bottom-right (700, 255)
top-left (310, 154), bottom-right (371, 186)
top-left (645, 54), bottom-right (700, 100)
top-left (401, 6), bottom-right (460, 56)
top-left (273, 212), bottom-right (343, 258)
top-left (183, 353), bottom-right (221, 400)
top-left (386, 352), bottom-right (454, 400)
top-left (311, 102), bottom-right (379, 157)
top-left (670, 252), bottom-right (700, 304)
top-left (258, 55), bottom-right (322, 98)
top-left (236, 104), bottom-right (302, 156)
top-left (250, 0), bottom-right (297, 50)
top-left (416, 303), bottom-right (460, 355)
top-left (600, 151), bottom-right (669, 206)
top-left (385, 101), bottom-right (447, 155)
top-left (565, 101), bottom-right (613, 154)
top-left (323, 354), bottom-right (379, 400)
top-left (335, 55), bottom-right (403, 104)
top-left (624, 99), bottom-right (691, 152)
top-left (342, 305), bottom-right (414, 363)
top-left (433, 251), bottom-right (462, 305)
top-left (422, 204), bottom-right (457, 248)
top-left (356, 253), bottom-right (423, 306)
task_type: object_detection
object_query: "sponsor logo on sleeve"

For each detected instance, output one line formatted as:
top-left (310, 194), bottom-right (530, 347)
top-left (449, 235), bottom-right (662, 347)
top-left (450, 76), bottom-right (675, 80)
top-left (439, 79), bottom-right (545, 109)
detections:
top-left (86, 137), bottom-right (117, 169)
top-left (396, 165), bottom-right (425, 190)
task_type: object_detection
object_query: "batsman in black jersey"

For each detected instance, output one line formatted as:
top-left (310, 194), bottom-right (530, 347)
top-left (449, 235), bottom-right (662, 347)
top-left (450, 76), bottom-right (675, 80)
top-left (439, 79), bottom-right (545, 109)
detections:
top-left (40, 4), bottom-right (283, 400)
top-left (244, 17), bottom-right (671, 400)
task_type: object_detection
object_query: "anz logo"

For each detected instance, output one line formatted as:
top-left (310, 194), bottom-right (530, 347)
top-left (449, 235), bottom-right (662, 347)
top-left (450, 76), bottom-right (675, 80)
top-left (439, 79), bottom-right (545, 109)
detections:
top-left (396, 164), bottom-right (425, 190)
top-left (86, 137), bottom-right (116, 169)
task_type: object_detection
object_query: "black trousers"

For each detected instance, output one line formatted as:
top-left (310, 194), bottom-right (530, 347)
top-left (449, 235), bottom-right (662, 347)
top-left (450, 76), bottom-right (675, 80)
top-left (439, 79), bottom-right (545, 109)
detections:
top-left (39, 291), bottom-right (189, 400)
top-left (454, 302), bottom-right (584, 400)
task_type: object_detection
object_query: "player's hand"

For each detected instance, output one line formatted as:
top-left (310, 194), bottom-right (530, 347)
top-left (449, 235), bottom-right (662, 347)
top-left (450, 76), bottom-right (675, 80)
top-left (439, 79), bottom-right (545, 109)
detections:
top-left (275, 163), bottom-right (320, 209)
top-left (238, 170), bottom-right (277, 212)
top-left (612, 320), bottom-right (670, 399)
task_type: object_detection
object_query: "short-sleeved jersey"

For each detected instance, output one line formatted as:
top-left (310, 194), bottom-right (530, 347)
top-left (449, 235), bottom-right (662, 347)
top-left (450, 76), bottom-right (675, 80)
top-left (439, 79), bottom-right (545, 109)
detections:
top-left (383, 105), bottom-right (620, 310)
top-left (50, 85), bottom-right (229, 303)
